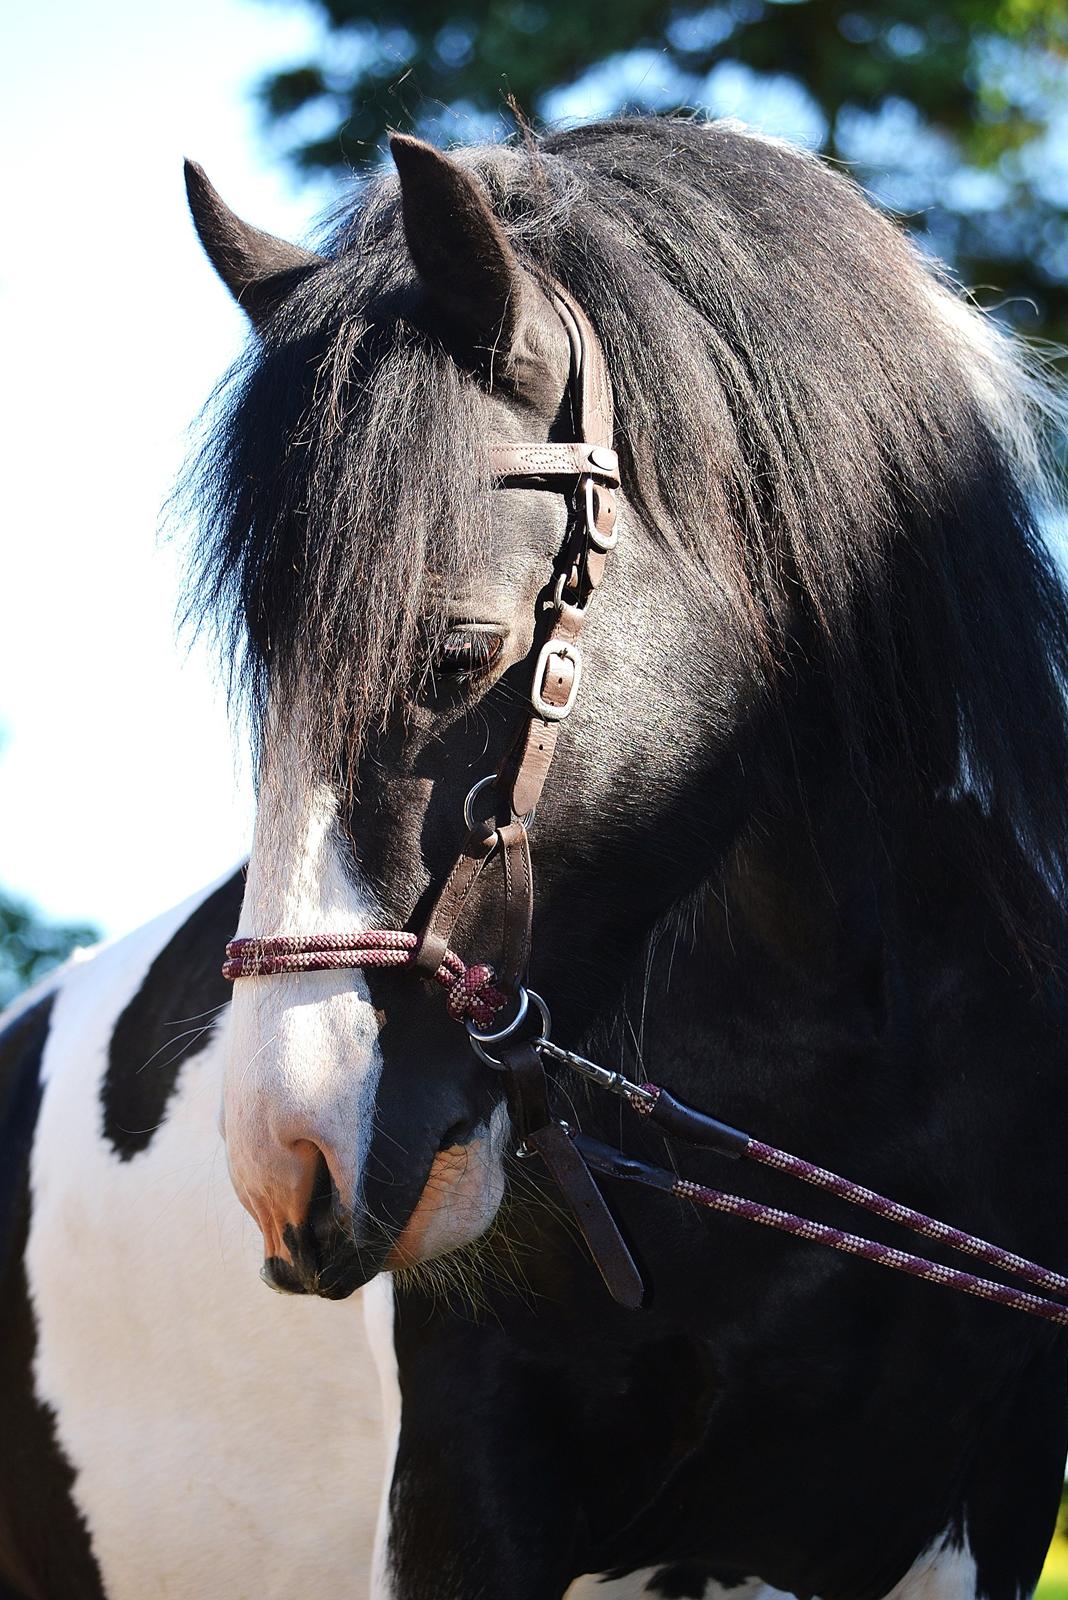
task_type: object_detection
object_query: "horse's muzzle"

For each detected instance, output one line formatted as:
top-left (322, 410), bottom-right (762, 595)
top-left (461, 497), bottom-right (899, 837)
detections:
top-left (257, 1112), bottom-right (508, 1298)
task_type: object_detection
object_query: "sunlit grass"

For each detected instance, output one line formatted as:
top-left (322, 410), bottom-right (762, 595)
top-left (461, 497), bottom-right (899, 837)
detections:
top-left (1038, 1517), bottom-right (1068, 1600)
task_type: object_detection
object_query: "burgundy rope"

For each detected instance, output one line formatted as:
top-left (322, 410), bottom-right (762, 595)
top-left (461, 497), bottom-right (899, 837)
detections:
top-left (669, 1175), bottom-right (1068, 1328)
top-left (745, 1138), bottom-right (1068, 1300)
top-left (626, 1084), bottom-right (1068, 1326)
top-left (222, 933), bottom-right (509, 1029)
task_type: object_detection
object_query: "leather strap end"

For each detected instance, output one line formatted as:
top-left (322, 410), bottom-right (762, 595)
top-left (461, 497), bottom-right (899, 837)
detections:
top-left (525, 1122), bottom-right (645, 1309)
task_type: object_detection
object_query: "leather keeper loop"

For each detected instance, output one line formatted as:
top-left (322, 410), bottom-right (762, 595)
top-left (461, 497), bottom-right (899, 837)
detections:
top-left (491, 441), bottom-right (619, 484)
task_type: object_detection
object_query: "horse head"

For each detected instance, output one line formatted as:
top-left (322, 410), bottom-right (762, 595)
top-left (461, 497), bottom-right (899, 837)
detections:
top-left (186, 121), bottom-right (1068, 1304)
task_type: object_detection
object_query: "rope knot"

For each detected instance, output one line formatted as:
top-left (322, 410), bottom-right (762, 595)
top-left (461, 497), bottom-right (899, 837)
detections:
top-left (444, 962), bottom-right (509, 1028)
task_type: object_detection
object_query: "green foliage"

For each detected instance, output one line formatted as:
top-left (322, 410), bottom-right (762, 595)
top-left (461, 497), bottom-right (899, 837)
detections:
top-left (0, 889), bottom-right (98, 1011)
top-left (257, 0), bottom-right (1068, 340)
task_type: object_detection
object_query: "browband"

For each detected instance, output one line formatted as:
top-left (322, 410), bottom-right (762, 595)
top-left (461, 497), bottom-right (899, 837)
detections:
top-left (490, 442), bottom-right (619, 484)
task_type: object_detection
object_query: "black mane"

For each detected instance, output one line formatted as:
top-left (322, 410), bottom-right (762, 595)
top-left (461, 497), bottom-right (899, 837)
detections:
top-left (186, 115), bottom-right (1068, 941)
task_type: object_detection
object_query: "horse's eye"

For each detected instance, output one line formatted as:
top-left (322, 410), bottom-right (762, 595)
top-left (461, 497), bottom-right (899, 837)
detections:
top-left (432, 627), bottom-right (504, 679)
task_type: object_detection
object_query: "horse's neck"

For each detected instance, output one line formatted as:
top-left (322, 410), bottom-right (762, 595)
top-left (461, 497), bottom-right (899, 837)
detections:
top-left (711, 773), bottom-right (891, 1002)
top-left (630, 760), bottom-right (1056, 1137)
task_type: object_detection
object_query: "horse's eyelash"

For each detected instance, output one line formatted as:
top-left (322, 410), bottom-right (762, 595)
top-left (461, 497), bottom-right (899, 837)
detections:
top-left (434, 628), bottom-right (504, 677)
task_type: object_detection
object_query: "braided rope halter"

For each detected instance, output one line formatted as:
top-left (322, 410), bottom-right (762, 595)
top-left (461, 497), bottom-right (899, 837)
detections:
top-left (223, 280), bottom-right (1068, 1327)
top-left (223, 931), bottom-right (507, 1029)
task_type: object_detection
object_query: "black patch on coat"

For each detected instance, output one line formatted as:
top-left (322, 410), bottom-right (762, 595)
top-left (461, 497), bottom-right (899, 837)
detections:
top-left (643, 1563), bottom-right (713, 1597)
top-left (102, 871), bottom-right (244, 1158)
top-left (0, 994), bottom-right (105, 1599)
top-left (646, 1566), bottom-right (743, 1598)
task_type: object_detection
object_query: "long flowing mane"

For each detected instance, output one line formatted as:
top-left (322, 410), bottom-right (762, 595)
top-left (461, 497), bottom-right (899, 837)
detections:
top-left (186, 115), bottom-right (1068, 941)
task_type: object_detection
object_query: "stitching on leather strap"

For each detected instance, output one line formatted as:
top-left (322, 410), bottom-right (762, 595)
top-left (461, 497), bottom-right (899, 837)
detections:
top-left (490, 442), bottom-right (619, 483)
top-left (414, 824), bottom-right (499, 975)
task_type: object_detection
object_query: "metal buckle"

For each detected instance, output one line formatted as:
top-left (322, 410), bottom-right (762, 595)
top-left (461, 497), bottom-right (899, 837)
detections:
top-left (531, 639), bottom-right (582, 722)
top-left (584, 475), bottom-right (619, 554)
top-left (467, 988), bottom-right (552, 1068)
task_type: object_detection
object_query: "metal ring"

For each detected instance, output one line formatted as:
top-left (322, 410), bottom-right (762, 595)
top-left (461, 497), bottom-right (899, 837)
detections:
top-left (550, 570), bottom-right (592, 619)
top-left (462, 772), bottom-right (537, 833)
top-left (467, 989), bottom-right (552, 1068)
top-left (463, 775), bottom-right (497, 833)
top-left (527, 989), bottom-right (551, 1044)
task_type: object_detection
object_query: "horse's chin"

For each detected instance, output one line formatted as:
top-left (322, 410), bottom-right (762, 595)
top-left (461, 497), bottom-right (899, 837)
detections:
top-left (384, 1135), bottom-right (507, 1271)
top-left (259, 1118), bottom-right (507, 1299)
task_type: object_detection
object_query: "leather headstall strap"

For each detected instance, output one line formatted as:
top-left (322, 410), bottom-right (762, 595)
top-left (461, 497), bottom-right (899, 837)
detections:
top-left (454, 282), bottom-right (640, 1307)
top-left (417, 280), bottom-right (619, 1004)
top-left (491, 285), bottom-right (620, 825)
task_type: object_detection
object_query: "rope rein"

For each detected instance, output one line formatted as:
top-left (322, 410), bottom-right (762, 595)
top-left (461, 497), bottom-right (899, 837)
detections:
top-left (584, 1146), bottom-right (1068, 1330)
top-left (223, 936), bottom-right (1068, 1327)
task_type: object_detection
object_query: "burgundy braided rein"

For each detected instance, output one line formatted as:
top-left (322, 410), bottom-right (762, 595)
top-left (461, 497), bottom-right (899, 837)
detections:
top-left (616, 1164), bottom-right (1068, 1328)
top-left (222, 934), bottom-right (1068, 1328)
top-left (596, 1084), bottom-right (1068, 1328)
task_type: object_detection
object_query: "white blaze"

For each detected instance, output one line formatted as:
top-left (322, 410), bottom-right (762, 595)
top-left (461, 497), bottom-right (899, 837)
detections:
top-left (225, 725), bottom-right (382, 1243)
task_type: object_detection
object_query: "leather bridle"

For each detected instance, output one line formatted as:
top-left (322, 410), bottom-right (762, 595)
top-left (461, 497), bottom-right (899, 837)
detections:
top-left (224, 280), bottom-right (617, 1035)
top-left (223, 282), bottom-right (1068, 1328)
top-left (409, 282), bottom-right (622, 1013)
top-left (225, 279), bottom-right (646, 1301)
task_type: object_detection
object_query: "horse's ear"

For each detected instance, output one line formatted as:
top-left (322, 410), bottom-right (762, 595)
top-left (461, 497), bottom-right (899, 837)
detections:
top-left (389, 134), bottom-right (564, 394)
top-left (184, 160), bottom-right (324, 325)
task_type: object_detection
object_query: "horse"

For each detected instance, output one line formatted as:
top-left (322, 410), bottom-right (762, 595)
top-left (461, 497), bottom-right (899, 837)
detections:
top-left (3, 114), bottom-right (1068, 1600)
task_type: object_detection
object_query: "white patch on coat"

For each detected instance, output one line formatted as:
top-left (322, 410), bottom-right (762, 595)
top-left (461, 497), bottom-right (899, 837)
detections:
top-left (568, 1533), bottom-right (977, 1600)
top-left (366, 1273), bottom-right (402, 1600)
top-left (26, 886), bottom-right (388, 1600)
top-left (883, 1535), bottom-right (978, 1600)
top-left (225, 721), bottom-right (383, 1244)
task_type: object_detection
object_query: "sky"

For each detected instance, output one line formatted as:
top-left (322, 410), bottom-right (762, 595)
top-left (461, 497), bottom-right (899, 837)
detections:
top-left (0, 0), bottom-right (834, 943)
top-left (0, 0), bottom-right (335, 937)
top-left (3, 2), bottom-right (1062, 944)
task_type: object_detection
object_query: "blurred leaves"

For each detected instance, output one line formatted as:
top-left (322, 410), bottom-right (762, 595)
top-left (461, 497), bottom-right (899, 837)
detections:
top-left (0, 889), bottom-right (98, 1011)
top-left (256, 0), bottom-right (1068, 341)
